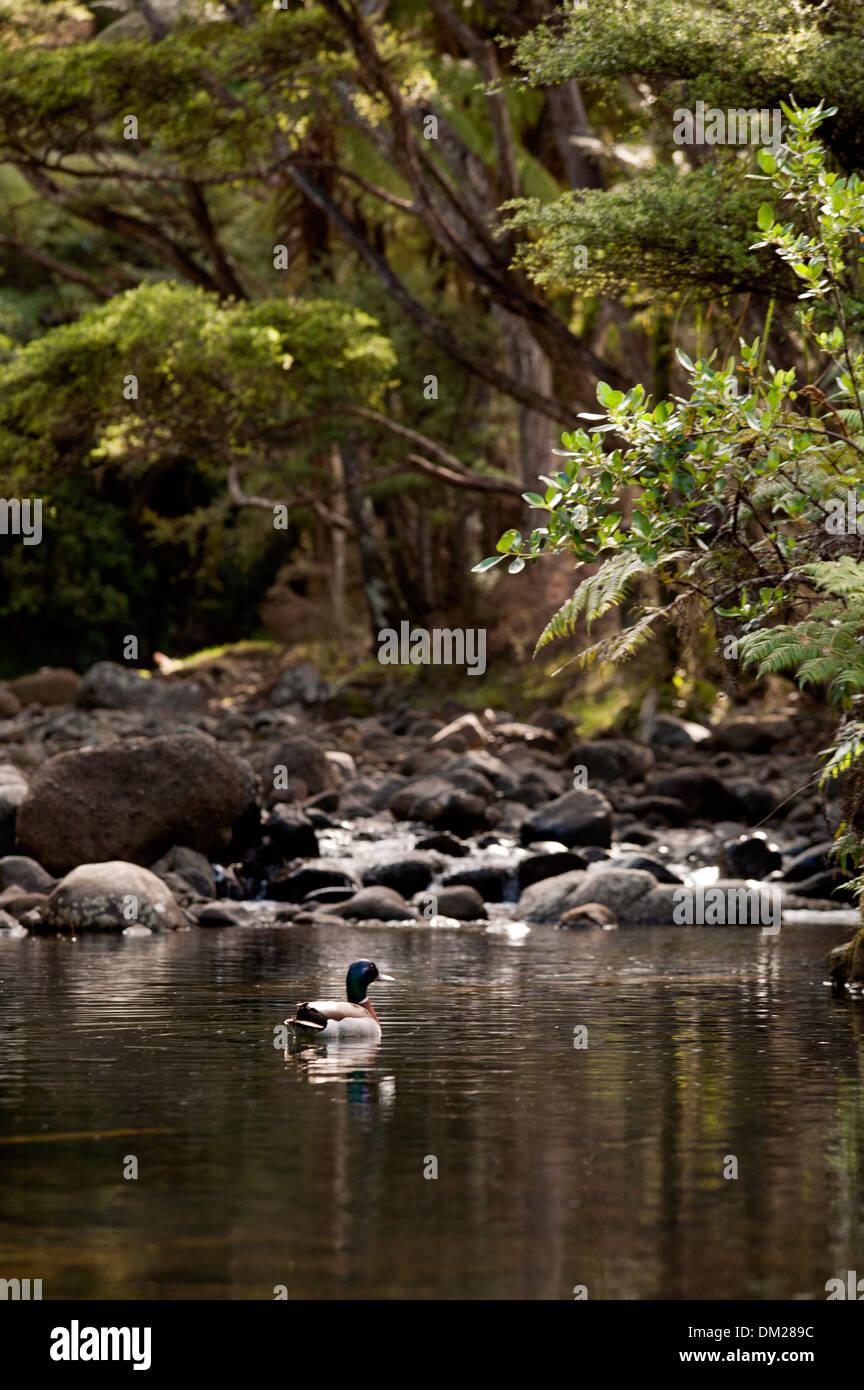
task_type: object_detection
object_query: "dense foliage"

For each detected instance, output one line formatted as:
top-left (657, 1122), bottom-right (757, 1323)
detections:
top-left (4, 0), bottom-right (864, 670)
top-left (484, 101), bottom-right (864, 873)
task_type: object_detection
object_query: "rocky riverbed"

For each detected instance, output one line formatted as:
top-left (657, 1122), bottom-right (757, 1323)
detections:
top-left (0, 656), bottom-right (861, 986)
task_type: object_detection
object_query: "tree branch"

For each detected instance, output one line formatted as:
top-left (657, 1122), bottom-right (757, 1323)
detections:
top-left (183, 179), bottom-right (248, 300)
top-left (286, 163), bottom-right (575, 421)
top-left (0, 232), bottom-right (121, 300)
top-left (404, 453), bottom-right (522, 493)
top-left (17, 163), bottom-right (223, 294)
top-left (428, 0), bottom-right (520, 202)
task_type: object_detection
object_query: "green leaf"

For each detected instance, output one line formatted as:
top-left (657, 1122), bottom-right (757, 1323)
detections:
top-left (496, 529), bottom-right (522, 553)
top-left (757, 202), bottom-right (774, 231)
top-left (471, 555), bottom-right (505, 573)
top-left (596, 381), bottom-right (624, 409)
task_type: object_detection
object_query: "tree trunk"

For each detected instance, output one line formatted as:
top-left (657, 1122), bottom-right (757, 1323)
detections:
top-left (328, 445), bottom-right (347, 633)
top-left (546, 80), bottom-right (604, 191)
top-left (339, 439), bottom-right (400, 641)
top-left (495, 309), bottom-right (558, 496)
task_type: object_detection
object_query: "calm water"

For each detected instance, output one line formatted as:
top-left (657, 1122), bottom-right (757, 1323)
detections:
top-left (1, 920), bottom-right (863, 1300)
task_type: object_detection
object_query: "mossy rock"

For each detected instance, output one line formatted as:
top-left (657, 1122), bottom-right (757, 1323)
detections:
top-left (827, 926), bottom-right (864, 988)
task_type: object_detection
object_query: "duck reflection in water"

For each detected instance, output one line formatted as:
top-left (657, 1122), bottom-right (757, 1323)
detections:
top-left (286, 1038), bottom-right (395, 1108)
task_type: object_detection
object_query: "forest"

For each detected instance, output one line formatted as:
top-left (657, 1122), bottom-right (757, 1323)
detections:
top-left (2, 0), bottom-right (864, 1318)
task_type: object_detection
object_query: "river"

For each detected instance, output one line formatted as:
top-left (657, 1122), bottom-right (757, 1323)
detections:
top-left (1, 920), bottom-right (862, 1299)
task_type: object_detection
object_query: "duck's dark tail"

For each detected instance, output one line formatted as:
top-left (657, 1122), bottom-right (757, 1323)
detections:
top-left (289, 1002), bottom-right (328, 1031)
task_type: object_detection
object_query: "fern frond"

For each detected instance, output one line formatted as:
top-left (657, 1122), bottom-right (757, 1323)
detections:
top-left (802, 557), bottom-right (864, 597)
top-left (797, 655), bottom-right (851, 685)
top-left (534, 548), bottom-right (688, 654)
top-left (821, 723), bottom-right (864, 783)
top-left (534, 551), bottom-right (644, 653)
top-left (740, 628), bottom-right (826, 675)
top-left (561, 608), bottom-right (663, 671)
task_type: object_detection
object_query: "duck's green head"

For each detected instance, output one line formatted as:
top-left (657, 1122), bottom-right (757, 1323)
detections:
top-left (346, 960), bottom-right (394, 1003)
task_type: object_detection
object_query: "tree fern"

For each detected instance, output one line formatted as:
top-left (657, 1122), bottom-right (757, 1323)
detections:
top-left (802, 557), bottom-right (864, 598)
top-left (740, 631), bottom-right (828, 675)
top-left (740, 561), bottom-right (864, 700)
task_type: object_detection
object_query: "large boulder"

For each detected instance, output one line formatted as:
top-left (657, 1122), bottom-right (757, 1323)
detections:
top-left (621, 795), bottom-right (689, 827)
top-left (0, 765), bottom-right (28, 855)
top-left (710, 715), bottom-right (794, 753)
top-left (264, 804), bottom-right (319, 860)
top-left (569, 739), bottom-right (654, 783)
top-left (76, 661), bottom-right (204, 711)
top-left (328, 886), bottom-right (420, 922)
top-left (42, 862), bottom-right (187, 932)
top-left (723, 835), bottom-right (782, 880)
top-left (8, 666), bottom-right (80, 707)
top-left (432, 885), bottom-right (487, 921)
top-left (440, 864), bottom-right (512, 902)
top-left (518, 850), bottom-right (588, 890)
top-left (648, 715), bottom-right (711, 750)
top-left (616, 853), bottom-right (683, 885)
top-left (267, 862), bottom-right (358, 902)
top-left (15, 731), bottom-right (255, 874)
top-left (430, 713), bottom-right (489, 751)
top-left (520, 788), bottom-right (613, 849)
top-left (517, 869), bottom-right (587, 923)
top-left (362, 855), bottom-right (438, 897)
top-left (619, 885), bottom-right (682, 925)
top-left (828, 928), bottom-right (864, 989)
top-left (150, 846), bottom-right (216, 899)
top-left (269, 663), bottom-right (333, 708)
top-left (782, 841), bottom-right (835, 882)
top-left (494, 721), bottom-right (558, 753)
top-left (517, 865), bottom-right (674, 925)
top-left (389, 777), bottom-right (488, 836)
top-left (270, 736), bottom-right (340, 796)
top-left (338, 775), bottom-right (407, 818)
top-left (643, 768), bottom-right (738, 820)
top-left (0, 686), bottom-right (21, 717)
top-left (565, 867), bottom-right (659, 922)
top-left (0, 854), bottom-right (55, 893)
top-left (726, 777), bottom-right (781, 826)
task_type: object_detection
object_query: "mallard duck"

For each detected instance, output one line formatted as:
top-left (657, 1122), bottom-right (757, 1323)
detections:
top-left (287, 960), bottom-right (395, 1039)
